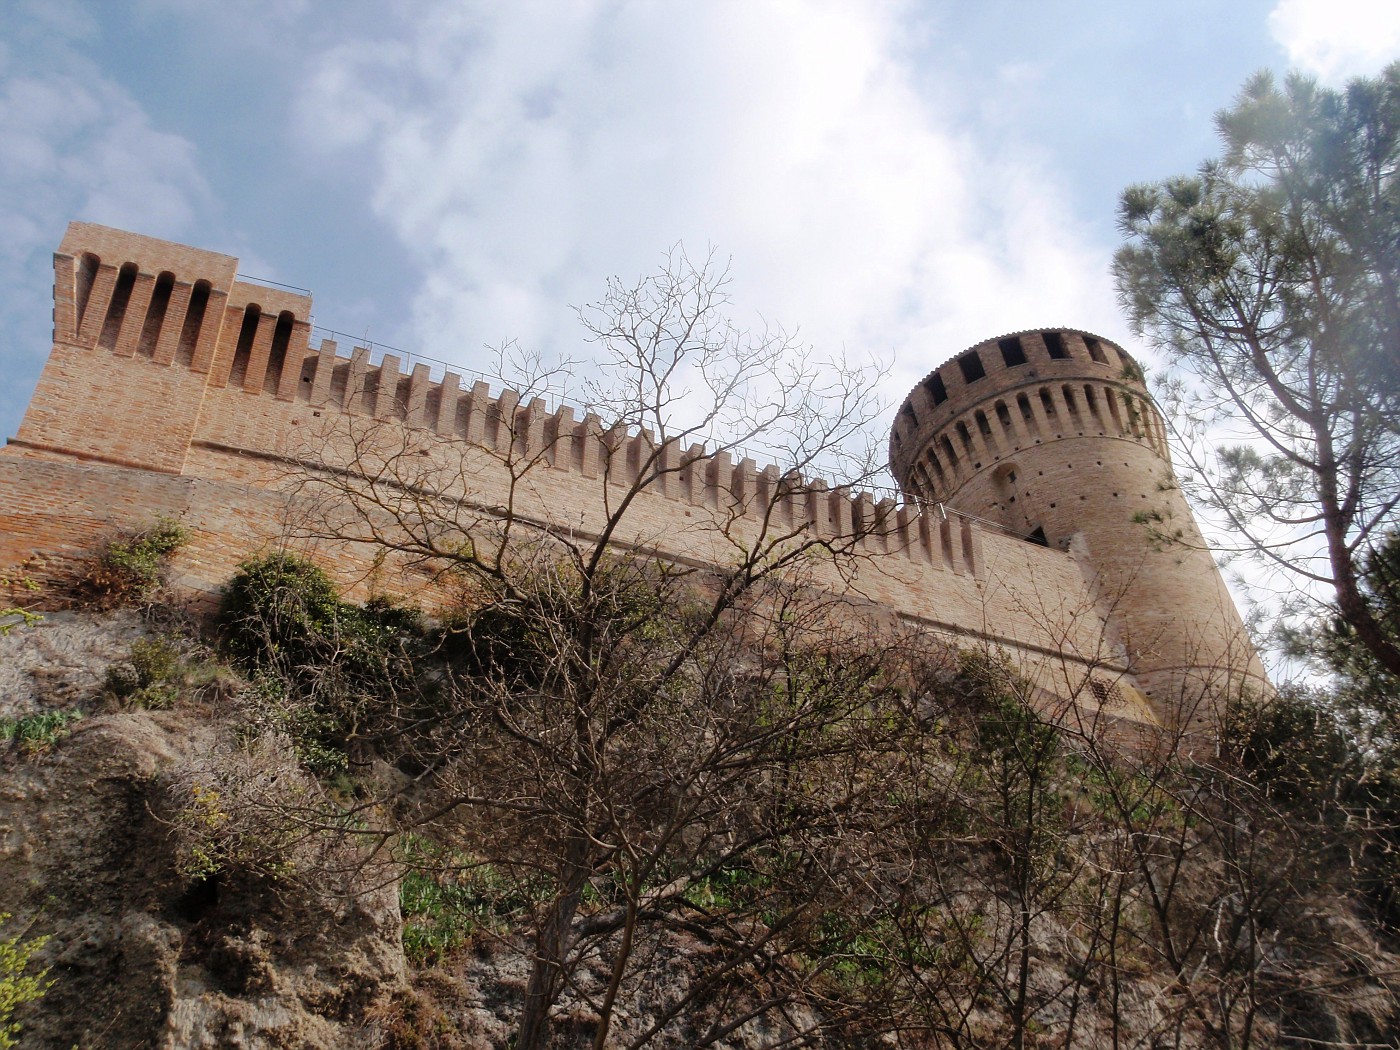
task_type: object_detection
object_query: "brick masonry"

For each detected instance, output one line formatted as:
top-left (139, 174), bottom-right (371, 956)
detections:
top-left (1, 223), bottom-right (1269, 732)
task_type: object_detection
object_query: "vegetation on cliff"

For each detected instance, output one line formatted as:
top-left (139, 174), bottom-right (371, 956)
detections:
top-left (7, 545), bottom-right (1399, 1048)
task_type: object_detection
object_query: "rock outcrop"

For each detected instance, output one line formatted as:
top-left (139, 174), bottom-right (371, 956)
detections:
top-left (0, 615), bottom-right (404, 1049)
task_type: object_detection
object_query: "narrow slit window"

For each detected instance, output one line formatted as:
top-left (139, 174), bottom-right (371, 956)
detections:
top-left (1039, 388), bottom-right (1057, 416)
top-left (263, 311), bottom-right (294, 394)
top-left (1017, 393), bottom-right (1035, 424)
top-left (927, 449), bottom-right (946, 485)
top-left (1061, 384), bottom-right (1081, 421)
top-left (1124, 392), bottom-right (1141, 434)
top-left (1106, 389), bottom-right (1125, 431)
top-left (1083, 384), bottom-right (1102, 421)
top-left (74, 253), bottom-right (100, 331)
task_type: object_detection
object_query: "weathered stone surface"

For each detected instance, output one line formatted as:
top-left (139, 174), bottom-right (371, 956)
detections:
top-left (0, 629), bottom-right (405, 1050)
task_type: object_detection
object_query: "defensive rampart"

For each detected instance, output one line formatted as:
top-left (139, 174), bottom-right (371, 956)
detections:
top-left (1, 223), bottom-right (1269, 731)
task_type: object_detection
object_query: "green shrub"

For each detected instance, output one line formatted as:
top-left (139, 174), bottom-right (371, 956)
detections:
top-left (1225, 690), bottom-right (1357, 810)
top-left (103, 637), bottom-right (184, 710)
top-left (400, 862), bottom-right (531, 967)
top-left (220, 554), bottom-right (429, 775)
top-left (0, 913), bottom-right (51, 1050)
top-left (219, 554), bottom-right (344, 670)
top-left (0, 711), bottom-right (81, 754)
top-left (241, 674), bottom-right (349, 778)
top-left (85, 518), bottom-right (189, 606)
top-left (169, 777), bottom-right (301, 884)
top-left (0, 609), bottom-right (41, 638)
top-left (395, 835), bottom-right (536, 967)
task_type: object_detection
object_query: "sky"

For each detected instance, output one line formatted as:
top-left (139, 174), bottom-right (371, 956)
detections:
top-left (2, 0), bottom-right (1399, 650)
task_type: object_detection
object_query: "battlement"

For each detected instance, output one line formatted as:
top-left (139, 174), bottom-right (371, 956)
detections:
top-left (2, 223), bottom-right (1272, 733)
top-left (30, 224), bottom-right (986, 580)
top-left (889, 329), bottom-right (1168, 502)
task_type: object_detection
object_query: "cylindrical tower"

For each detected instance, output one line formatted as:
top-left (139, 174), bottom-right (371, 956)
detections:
top-left (889, 328), bottom-right (1267, 728)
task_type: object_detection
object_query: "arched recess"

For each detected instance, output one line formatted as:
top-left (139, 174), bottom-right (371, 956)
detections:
top-left (1061, 384), bottom-right (1082, 427)
top-left (1016, 393), bottom-right (1038, 438)
top-left (941, 434), bottom-right (960, 475)
top-left (98, 262), bottom-right (138, 350)
top-left (956, 420), bottom-right (974, 455)
top-left (263, 311), bottom-right (295, 394)
top-left (137, 272), bottom-right (175, 357)
top-left (176, 281), bottom-right (212, 366)
top-left (1083, 384), bottom-right (1103, 425)
top-left (227, 304), bottom-right (261, 388)
top-left (74, 253), bottom-right (100, 334)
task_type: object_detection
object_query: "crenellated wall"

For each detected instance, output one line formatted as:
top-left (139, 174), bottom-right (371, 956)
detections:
top-left (2, 223), bottom-right (1270, 733)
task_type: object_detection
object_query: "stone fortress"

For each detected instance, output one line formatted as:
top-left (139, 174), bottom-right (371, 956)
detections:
top-left (0, 223), bottom-right (1268, 733)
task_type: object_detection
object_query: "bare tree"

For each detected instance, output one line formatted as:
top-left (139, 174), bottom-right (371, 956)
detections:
top-left (258, 248), bottom-right (923, 1047)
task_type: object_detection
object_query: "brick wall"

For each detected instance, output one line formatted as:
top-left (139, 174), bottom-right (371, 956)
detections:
top-left (1, 223), bottom-right (1270, 731)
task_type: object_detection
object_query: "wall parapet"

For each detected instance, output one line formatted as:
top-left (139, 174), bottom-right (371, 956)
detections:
top-left (29, 222), bottom-right (1008, 582)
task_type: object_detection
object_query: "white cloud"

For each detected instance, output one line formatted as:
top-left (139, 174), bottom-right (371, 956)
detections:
top-left (0, 15), bottom-right (210, 433)
top-left (1268, 0), bottom-right (1400, 84)
top-left (292, 0), bottom-right (1121, 434)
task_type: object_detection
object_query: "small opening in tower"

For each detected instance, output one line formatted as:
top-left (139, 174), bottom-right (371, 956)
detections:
top-left (1083, 384), bottom-right (1102, 421)
top-left (955, 420), bottom-right (973, 453)
top-left (1044, 331), bottom-right (1069, 359)
top-left (923, 373), bottom-right (948, 406)
top-left (899, 402), bottom-right (916, 426)
top-left (1027, 526), bottom-right (1048, 547)
top-left (926, 449), bottom-right (946, 485)
top-left (998, 337), bottom-right (1027, 367)
top-left (1083, 335), bottom-right (1107, 363)
top-left (958, 352), bottom-right (986, 383)
top-left (1062, 384), bottom-right (1080, 420)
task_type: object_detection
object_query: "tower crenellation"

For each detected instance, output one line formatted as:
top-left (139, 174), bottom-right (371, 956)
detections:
top-left (890, 329), bottom-right (1267, 727)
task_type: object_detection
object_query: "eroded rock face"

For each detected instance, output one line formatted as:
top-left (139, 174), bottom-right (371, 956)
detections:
top-left (0, 609), bottom-right (150, 718)
top-left (0, 668), bottom-right (404, 1049)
